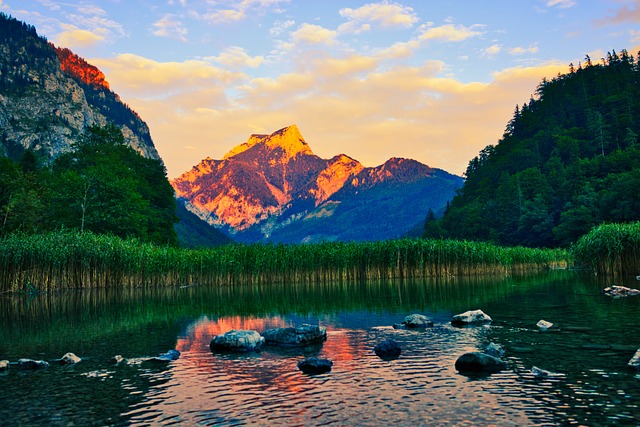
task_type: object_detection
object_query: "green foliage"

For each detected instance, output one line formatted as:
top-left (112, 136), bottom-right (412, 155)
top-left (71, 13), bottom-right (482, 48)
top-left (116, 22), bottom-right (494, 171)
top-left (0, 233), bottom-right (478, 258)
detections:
top-left (573, 221), bottom-right (640, 277)
top-left (436, 50), bottom-right (640, 247)
top-left (0, 125), bottom-right (178, 245)
top-left (0, 231), bottom-right (569, 291)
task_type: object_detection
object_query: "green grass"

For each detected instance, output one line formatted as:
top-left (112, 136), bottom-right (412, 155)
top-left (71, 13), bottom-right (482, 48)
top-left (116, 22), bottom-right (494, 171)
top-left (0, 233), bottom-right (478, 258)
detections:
top-left (572, 221), bottom-right (640, 277)
top-left (0, 231), bottom-right (570, 291)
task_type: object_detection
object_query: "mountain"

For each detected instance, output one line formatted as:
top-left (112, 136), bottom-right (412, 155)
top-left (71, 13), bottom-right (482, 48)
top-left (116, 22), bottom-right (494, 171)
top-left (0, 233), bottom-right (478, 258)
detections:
top-left (432, 49), bottom-right (640, 247)
top-left (0, 13), bottom-right (160, 162)
top-left (172, 125), bottom-right (463, 243)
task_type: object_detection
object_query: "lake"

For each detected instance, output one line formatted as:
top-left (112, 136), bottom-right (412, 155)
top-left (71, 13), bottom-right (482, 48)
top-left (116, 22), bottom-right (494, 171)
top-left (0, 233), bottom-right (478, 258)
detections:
top-left (1, 271), bottom-right (639, 426)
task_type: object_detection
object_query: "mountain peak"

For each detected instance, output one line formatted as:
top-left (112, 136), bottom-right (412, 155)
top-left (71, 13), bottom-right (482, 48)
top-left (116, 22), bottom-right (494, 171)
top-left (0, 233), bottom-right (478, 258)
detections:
top-left (223, 125), bottom-right (312, 160)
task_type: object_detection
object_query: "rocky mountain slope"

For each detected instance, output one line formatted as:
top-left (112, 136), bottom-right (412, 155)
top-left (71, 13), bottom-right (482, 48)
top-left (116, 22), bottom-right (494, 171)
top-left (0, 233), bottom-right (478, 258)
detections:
top-left (172, 125), bottom-right (464, 243)
top-left (0, 13), bottom-right (160, 162)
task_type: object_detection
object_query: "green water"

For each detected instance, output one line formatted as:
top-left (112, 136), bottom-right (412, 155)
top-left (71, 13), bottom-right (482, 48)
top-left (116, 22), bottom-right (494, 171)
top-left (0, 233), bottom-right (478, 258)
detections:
top-left (0, 271), bottom-right (638, 426)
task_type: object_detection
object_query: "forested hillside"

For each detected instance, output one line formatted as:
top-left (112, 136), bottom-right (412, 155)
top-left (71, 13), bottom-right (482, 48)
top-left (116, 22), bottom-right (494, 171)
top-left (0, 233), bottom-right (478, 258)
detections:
top-left (427, 49), bottom-right (640, 247)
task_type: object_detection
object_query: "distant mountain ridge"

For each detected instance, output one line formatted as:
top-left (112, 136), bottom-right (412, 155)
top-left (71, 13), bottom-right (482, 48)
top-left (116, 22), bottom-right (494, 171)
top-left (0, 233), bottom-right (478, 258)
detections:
top-left (172, 125), bottom-right (463, 243)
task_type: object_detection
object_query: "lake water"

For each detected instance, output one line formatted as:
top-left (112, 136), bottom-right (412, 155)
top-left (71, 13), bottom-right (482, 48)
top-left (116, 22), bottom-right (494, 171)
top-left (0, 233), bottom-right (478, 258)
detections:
top-left (1, 271), bottom-right (639, 426)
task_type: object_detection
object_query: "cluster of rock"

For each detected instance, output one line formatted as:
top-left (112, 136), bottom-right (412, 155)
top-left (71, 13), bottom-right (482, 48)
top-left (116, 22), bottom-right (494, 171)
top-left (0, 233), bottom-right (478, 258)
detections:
top-left (602, 285), bottom-right (640, 298)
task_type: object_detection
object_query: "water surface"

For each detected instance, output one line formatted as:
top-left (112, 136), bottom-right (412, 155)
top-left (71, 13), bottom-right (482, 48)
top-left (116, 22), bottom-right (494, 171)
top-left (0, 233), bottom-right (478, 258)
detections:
top-left (1, 272), bottom-right (639, 426)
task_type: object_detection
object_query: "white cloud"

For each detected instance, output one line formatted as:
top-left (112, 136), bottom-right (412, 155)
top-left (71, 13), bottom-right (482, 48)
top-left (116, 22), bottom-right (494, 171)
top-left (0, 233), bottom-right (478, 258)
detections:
top-left (508, 45), bottom-right (539, 55)
top-left (270, 19), bottom-right (295, 37)
top-left (152, 14), bottom-right (188, 41)
top-left (203, 9), bottom-right (246, 23)
top-left (291, 23), bottom-right (337, 45)
top-left (419, 24), bottom-right (482, 42)
top-left (547, 0), bottom-right (576, 9)
top-left (338, 1), bottom-right (418, 33)
top-left (483, 44), bottom-right (502, 56)
top-left (55, 24), bottom-right (104, 48)
top-left (210, 46), bottom-right (265, 69)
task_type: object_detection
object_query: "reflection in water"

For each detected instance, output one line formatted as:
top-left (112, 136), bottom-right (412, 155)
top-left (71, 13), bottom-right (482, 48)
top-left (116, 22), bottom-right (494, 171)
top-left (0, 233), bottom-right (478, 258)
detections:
top-left (0, 272), bottom-right (639, 426)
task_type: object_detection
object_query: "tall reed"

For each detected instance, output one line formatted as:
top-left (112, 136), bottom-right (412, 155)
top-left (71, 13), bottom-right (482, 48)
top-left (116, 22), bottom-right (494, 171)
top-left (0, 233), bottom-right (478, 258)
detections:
top-left (572, 222), bottom-right (640, 277)
top-left (0, 231), bottom-right (570, 291)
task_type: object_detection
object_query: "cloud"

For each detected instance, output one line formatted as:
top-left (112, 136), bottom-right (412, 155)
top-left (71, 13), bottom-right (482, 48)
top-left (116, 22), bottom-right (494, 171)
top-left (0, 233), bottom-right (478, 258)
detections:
top-left (338, 1), bottom-right (418, 33)
top-left (203, 9), bottom-right (246, 23)
top-left (270, 19), bottom-right (295, 37)
top-left (547, 0), bottom-right (576, 9)
top-left (152, 14), bottom-right (188, 41)
top-left (483, 44), bottom-right (502, 56)
top-left (594, 3), bottom-right (640, 26)
top-left (508, 46), bottom-right (539, 55)
top-left (291, 23), bottom-right (337, 45)
top-left (198, 0), bottom-right (290, 23)
top-left (419, 24), bottom-right (482, 42)
top-left (210, 46), bottom-right (265, 69)
top-left (55, 24), bottom-right (104, 48)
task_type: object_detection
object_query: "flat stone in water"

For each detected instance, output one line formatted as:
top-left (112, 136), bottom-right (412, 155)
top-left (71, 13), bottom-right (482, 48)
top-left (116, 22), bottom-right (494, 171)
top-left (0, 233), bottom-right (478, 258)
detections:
top-left (298, 357), bottom-right (333, 375)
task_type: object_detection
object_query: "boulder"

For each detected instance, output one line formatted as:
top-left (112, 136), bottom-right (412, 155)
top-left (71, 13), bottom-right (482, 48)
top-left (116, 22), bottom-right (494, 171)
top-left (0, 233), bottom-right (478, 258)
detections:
top-left (393, 314), bottom-right (434, 329)
top-left (628, 349), bottom-right (640, 370)
top-left (17, 358), bottom-right (49, 370)
top-left (454, 352), bottom-right (506, 374)
top-left (0, 360), bottom-right (9, 371)
top-left (59, 352), bottom-right (81, 364)
top-left (110, 355), bottom-right (125, 364)
top-left (484, 342), bottom-right (505, 358)
top-left (451, 309), bottom-right (492, 326)
top-left (148, 349), bottom-right (181, 363)
top-left (297, 357), bottom-right (333, 375)
top-left (602, 285), bottom-right (640, 298)
top-left (261, 324), bottom-right (327, 347)
top-left (536, 320), bottom-right (554, 331)
top-left (373, 339), bottom-right (402, 360)
top-left (210, 330), bottom-right (264, 353)
top-left (531, 366), bottom-right (559, 378)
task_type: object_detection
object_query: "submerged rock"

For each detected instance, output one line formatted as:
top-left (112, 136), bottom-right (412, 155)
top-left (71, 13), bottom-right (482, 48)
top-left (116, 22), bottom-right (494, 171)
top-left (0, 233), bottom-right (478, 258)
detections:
top-left (628, 349), bottom-right (640, 370)
top-left (210, 330), bottom-right (264, 353)
top-left (58, 352), bottom-right (81, 364)
top-left (455, 352), bottom-right (506, 374)
top-left (602, 285), bottom-right (640, 298)
top-left (148, 349), bottom-right (181, 363)
top-left (373, 339), bottom-right (402, 360)
top-left (536, 320), bottom-right (554, 331)
top-left (297, 357), bottom-right (333, 375)
top-left (110, 355), bottom-right (125, 364)
top-left (0, 360), bottom-right (9, 371)
top-left (261, 324), bottom-right (327, 347)
top-left (393, 314), bottom-right (434, 329)
top-left (17, 358), bottom-right (49, 370)
top-left (451, 309), bottom-right (492, 326)
top-left (531, 366), bottom-right (562, 378)
top-left (484, 342), bottom-right (505, 358)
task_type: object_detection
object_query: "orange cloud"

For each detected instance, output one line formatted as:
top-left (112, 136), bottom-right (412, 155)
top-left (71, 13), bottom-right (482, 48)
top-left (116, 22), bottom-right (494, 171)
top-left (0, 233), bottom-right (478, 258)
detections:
top-left (55, 25), bottom-right (104, 48)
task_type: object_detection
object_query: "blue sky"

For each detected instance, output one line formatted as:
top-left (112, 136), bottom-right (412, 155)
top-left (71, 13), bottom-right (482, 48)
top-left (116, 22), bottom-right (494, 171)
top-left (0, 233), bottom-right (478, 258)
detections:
top-left (2, 0), bottom-right (639, 178)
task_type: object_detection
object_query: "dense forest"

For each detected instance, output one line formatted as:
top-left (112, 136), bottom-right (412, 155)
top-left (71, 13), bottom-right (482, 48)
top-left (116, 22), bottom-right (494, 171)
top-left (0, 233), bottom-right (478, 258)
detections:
top-left (425, 49), bottom-right (640, 248)
top-left (0, 125), bottom-right (178, 245)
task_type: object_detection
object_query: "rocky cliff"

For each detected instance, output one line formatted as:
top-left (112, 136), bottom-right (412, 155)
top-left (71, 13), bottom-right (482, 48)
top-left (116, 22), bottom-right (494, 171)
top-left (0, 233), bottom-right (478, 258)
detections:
top-left (0, 13), bottom-right (161, 163)
top-left (172, 125), bottom-right (464, 243)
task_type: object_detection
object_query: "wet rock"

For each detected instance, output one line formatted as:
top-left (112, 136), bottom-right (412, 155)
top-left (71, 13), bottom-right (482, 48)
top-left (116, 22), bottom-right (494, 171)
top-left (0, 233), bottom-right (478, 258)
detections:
top-left (536, 320), bottom-right (554, 331)
top-left (261, 324), bottom-right (327, 347)
top-left (451, 309), bottom-right (492, 326)
top-left (602, 285), bottom-right (640, 298)
top-left (628, 349), bottom-right (640, 370)
top-left (210, 330), bottom-right (264, 353)
top-left (373, 339), bottom-right (402, 360)
top-left (110, 355), bottom-right (125, 364)
top-left (17, 358), bottom-right (49, 370)
top-left (58, 352), bottom-right (81, 364)
top-left (531, 366), bottom-right (558, 378)
top-left (0, 360), bottom-right (9, 371)
top-left (297, 357), bottom-right (333, 375)
top-left (148, 349), bottom-right (181, 363)
top-left (393, 314), bottom-right (434, 329)
top-left (484, 342), bottom-right (505, 358)
top-left (454, 352), bottom-right (506, 374)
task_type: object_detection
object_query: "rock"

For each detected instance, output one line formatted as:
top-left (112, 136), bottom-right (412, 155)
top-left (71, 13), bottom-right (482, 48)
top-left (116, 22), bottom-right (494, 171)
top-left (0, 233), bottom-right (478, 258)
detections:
top-left (454, 352), bottom-right (506, 374)
top-left (451, 309), bottom-right (492, 326)
top-left (297, 357), bottom-right (333, 375)
top-left (531, 366), bottom-right (555, 378)
top-left (110, 355), bottom-right (125, 364)
top-left (484, 342), bottom-right (505, 358)
top-left (393, 314), bottom-right (434, 329)
top-left (0, 360), bottom-right (9, 371)
top-left (210, 330), bottom-right (265, 353)
top-left (602, 285), bottom-right (640, 298)
top-left (148, 349), bottom-right (181, 363)
top-left (17, 358), bottom-right (49, 370)
top-left (536, 320), bottom-right (554, 331)
top-left (261, 324), bottom-right (327, 347)
top-left (628, 349), bottom-right (640, 370)
top-left (59, 352), bottom-right (81, 364)
top-left (373, 339), bottom-right (402, 360)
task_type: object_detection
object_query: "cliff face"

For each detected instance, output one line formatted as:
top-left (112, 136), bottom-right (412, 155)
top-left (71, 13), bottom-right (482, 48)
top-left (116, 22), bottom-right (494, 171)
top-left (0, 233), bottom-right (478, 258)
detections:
top-left (0, 13), bottom-right (161, 163)
top-left (172, 125), bottom-right (464, 243)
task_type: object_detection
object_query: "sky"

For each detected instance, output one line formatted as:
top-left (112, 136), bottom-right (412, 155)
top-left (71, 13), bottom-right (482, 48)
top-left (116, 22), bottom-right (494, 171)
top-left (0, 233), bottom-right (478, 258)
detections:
top-left (2, 0), bottom-right (640, 179)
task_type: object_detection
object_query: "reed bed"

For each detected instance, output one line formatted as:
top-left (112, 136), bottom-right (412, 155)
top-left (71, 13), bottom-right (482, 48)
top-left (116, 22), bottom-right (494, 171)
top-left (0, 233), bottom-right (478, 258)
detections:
top-left (0, 231), bottom-right (569, 291)
top-left (572, 222), bottom-right (640, 277)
